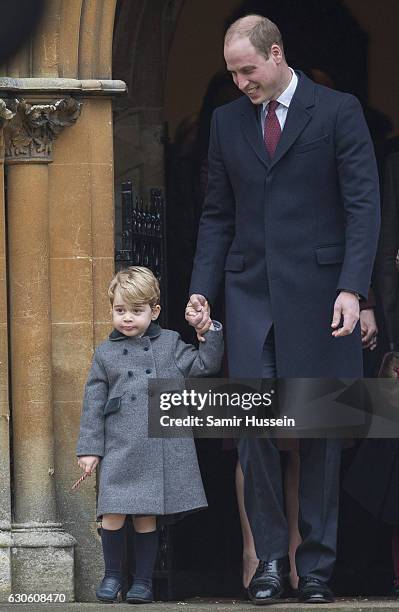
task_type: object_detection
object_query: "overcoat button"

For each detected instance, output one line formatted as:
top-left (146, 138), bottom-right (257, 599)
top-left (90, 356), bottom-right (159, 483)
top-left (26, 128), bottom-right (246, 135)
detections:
top-left (146, 369), bottom-right (152, 374)
top-left (144, 347), bottom-right (149, 351)
top-left (123, 348), bottom-right (128, 355)
top-left (128, 371), bottom-right (133, 377)
top-left (131, 395), bottom-right (136, 401)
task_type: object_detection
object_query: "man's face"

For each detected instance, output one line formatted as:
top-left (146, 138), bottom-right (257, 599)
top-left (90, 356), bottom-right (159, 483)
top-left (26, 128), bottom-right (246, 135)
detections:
top-left (224, 36), bottom-right (283, 105)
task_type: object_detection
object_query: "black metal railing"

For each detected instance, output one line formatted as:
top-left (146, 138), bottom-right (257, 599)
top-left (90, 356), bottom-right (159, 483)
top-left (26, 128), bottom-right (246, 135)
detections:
top-left (115, 181), bottom-right (167, 325)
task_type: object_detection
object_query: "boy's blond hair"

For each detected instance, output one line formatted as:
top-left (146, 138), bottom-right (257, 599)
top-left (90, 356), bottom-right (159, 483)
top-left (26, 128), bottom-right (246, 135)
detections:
top-left (108, 267), bottom-right (160, 309)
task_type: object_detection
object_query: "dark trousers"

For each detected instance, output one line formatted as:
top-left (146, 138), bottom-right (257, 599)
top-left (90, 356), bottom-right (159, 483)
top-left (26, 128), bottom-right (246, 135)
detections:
top-left (237, 329), bottom-right (342, 581)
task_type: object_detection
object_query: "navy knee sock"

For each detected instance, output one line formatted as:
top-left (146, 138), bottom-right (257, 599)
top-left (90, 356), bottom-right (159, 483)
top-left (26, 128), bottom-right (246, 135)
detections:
top-left (101, 525), bottom-right (125, 580)
top-left (134, 530), bottom-right (159, 587)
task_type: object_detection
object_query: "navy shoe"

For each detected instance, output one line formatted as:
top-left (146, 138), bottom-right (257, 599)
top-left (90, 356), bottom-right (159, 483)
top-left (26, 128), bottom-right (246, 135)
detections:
top-left (95, 576), bottom-right (122, 603)
top-left (126, 580), bottom-right (154, 604)
top-left (298, 576), bottom-right (334, 603)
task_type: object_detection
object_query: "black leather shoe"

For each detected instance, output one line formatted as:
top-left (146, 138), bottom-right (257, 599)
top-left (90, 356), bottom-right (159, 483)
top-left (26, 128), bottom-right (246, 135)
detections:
top-left (298, 576), bottom-right (334, 603)
top-left (126, 580), bottom-right (154, 604)
top-left (248, 556), bottom-right (289, 605)
top-left (95, 576), bottom-right (122, 602)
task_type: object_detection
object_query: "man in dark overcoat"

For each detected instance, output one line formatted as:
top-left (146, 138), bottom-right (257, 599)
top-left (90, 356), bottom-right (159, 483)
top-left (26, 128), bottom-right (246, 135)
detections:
top-left (186, 14), bottom-right (380, 605)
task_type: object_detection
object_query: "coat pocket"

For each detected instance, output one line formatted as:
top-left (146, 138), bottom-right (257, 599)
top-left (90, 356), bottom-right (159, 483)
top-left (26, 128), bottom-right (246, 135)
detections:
top-left (315, 244), bottom-right (345, 265)
top-left (104, 395), bottom-right (123, 416)
top-left (224, 252), bottom-right (245, 272)
top-left (294, 134), bottom-right (330, 154)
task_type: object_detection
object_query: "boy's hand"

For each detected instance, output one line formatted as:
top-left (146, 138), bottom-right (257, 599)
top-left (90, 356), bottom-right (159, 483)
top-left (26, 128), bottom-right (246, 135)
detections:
top-left (360, 308), bottom-right (378, 350)
top-left (77, 455), bottom-right (100, 475)
top-left (186, 295), bottom-right (211, 342)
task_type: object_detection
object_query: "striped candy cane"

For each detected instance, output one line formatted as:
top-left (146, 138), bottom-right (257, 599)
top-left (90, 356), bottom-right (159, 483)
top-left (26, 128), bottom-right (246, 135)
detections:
top-left (71, 471), bottom-right (90, 491)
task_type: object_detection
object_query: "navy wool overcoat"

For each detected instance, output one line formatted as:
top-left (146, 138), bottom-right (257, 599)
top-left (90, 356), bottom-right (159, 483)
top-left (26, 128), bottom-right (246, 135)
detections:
top-left (190, 72), bottom-right (380, 378)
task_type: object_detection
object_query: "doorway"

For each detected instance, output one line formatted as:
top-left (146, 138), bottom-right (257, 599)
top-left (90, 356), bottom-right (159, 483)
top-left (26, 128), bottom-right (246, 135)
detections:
top-left (113, 0), bottom-right (399, 598)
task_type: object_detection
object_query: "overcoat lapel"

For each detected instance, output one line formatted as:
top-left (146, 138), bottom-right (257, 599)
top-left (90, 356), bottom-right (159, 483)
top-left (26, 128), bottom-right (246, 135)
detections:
top-left (240, 102), bottom-right (269, 169)
top-left (239, 72), bottom-right (316, 170)
top-left (270, 72), bottom-right (316, 168)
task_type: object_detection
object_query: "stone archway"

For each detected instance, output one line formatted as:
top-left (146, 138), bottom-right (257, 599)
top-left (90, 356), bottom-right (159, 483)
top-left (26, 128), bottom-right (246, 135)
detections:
top-left (112, 0), bottom-right (184, 193)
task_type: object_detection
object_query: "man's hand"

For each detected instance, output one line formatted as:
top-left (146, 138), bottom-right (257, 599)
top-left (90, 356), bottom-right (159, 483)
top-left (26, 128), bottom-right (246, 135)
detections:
top-left (331, 291), bottom-right (360, 337)
top-left (186, 294), bottom-right (211, 342)
top-left (77, 455), bottom-right (100, 475)
top-left (360, 308), bottom-right (378, 350)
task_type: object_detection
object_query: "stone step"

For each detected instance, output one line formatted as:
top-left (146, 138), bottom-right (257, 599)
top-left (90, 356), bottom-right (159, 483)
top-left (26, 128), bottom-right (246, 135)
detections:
top-left (1, 597), bottom-right (399, 611)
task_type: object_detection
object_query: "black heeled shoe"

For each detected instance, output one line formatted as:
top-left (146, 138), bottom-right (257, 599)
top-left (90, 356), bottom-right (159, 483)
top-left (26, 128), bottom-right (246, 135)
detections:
top-left (95, 575), bottom-right (122, 602)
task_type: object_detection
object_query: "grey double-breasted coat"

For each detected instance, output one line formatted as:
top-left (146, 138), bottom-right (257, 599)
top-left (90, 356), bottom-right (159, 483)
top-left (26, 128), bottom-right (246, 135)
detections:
top-left (76, 322), bottom-right (223, 519)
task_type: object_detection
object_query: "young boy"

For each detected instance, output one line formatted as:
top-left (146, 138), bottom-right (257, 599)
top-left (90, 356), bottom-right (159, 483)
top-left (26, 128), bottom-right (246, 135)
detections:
top-left (76, 266), bottom-right (223, 604)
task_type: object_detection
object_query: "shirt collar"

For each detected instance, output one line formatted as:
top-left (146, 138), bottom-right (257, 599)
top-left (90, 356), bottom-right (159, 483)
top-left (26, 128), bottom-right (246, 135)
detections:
top-left (262, 68), bottom-right (298, 112)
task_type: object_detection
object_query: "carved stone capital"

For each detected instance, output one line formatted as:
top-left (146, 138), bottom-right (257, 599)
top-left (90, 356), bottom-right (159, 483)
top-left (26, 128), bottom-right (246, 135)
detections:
top-left (0, 99), bottom-right (16, 160)
top-left (0, 99), bottom-right (15, 128)
top-left (3, 97), bottom-right (82, 164)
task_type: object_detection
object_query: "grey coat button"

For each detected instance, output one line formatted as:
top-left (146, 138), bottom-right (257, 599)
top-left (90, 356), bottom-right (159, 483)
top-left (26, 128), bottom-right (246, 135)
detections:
top-left (123, 349), bottom-right (128, 355)
top-left (128, 371), bottom-right (133, 377)
top-left (146, 369), bottom-right (152, 374)
top-left (144, 347), bottom-right (149, 351)
top-left (131, 395), bottom-right (136, 401)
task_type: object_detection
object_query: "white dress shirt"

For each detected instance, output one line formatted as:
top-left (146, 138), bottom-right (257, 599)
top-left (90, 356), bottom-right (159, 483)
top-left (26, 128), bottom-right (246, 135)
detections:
top-left (261, 69), bottom-right (298, 135)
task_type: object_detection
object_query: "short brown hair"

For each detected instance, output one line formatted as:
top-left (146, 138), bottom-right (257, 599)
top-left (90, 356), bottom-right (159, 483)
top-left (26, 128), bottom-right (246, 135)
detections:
top-left (108, 267), bottom-right (160, 309)
top-left (225, 14), bottom-right (283, 60)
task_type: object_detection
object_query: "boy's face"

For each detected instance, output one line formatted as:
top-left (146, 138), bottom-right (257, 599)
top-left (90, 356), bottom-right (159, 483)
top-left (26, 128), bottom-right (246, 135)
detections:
top-left (112, 288), bottom-right (160, 337)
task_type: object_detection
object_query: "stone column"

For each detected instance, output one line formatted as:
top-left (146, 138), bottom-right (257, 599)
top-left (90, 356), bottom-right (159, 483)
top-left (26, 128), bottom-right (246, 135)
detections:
top-left (0, 77), bottom-right (125, 602)
top-left (49, 96), bottom-right (116, 601)
top-left (0, 101), bottom-right (13, 602)
top-left (4, 97), bottom-right (81, 600)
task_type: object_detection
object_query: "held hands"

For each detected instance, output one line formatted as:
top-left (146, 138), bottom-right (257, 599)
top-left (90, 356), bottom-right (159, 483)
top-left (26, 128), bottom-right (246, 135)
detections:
top-left (185, 294), bottom-right (212, 342)
top-left (360, 308), bottom-right (378, 350)
top-left (331, 291), bottom-right (360, 338)
top-left (77, 455), bottom-right (99, 475)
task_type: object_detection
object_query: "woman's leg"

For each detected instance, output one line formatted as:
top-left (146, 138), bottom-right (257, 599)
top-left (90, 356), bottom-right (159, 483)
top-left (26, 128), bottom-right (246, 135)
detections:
top-left (284, 451), bottom-right (302, 590)
top-left (236, 449), bottom-right (302, 590)
top-left (236, 460), bottom-right (259, 588)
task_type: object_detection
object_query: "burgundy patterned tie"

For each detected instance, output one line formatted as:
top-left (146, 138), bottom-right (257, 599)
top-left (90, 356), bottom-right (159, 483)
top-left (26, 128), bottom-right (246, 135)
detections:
top-left (264, 100), bottom-right (281, 158)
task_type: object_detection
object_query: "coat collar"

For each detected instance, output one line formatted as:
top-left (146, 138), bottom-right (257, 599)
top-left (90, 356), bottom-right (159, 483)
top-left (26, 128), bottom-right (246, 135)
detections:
top-left (240, 70), bottom-right (316, 169)
top-left (109, 321), bottom-right (162, 341)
